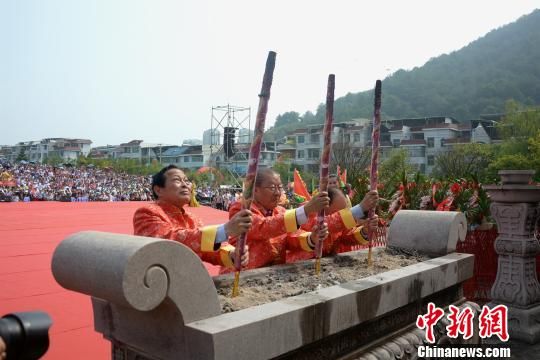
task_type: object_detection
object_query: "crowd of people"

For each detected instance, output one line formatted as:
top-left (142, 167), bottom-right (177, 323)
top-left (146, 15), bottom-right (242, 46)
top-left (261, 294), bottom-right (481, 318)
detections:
top-left (0, 162), bottom-right (152, 202)
top-left (197, 186), bottom-right (299, 211)
top-left (195, 187), bottom-right (242, 211)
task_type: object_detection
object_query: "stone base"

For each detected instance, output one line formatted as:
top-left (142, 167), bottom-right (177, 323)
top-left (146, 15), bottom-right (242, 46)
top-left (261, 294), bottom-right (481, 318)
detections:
top-left (277, 284), bottom-right (464, 359)
top-left (488, 302), bottom-right (540, 344)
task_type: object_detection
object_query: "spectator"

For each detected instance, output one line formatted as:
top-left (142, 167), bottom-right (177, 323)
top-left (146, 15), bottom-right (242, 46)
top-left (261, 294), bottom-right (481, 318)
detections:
top-left (0, 162), bottom-right (152, 202)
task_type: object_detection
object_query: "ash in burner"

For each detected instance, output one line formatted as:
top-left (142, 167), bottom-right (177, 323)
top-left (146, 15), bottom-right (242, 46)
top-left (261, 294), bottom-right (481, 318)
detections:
top-left (331, 254), bottom-right (361, 266)
top-left (218, 248), bottom-right (426, 313)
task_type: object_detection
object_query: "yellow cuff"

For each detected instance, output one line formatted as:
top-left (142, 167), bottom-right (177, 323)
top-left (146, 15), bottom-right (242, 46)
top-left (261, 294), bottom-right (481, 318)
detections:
top-left (284, 209), bottom-right (298, 233)
top-left (353, 226), bottom-right (369, 245)
top-left (339, 209), bottom-right (356, 230)
top-left (299, 232), bottom-right (314, 252)
top-left (200, 225), bottom-right (218, 252)
top-left (219, 244), bottom-right (235, 268)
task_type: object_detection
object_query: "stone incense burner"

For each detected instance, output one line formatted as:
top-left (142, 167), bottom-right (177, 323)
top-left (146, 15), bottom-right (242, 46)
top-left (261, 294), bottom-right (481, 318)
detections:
top-left (52, 210), bottom-right (476, 359)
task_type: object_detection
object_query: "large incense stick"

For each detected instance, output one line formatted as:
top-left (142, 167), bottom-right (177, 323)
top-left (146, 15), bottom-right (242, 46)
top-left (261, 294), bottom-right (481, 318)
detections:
top-left (315, 74), bottom-right (335, 275)
top-left (232, 51), bottom-right (276, 297)
top-left (368, 80), bottom-right (382, 267)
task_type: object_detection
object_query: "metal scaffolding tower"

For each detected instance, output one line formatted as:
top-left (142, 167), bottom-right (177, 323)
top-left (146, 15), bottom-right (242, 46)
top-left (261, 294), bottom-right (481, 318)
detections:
top-left (209, 105), bottom-right (251, 186)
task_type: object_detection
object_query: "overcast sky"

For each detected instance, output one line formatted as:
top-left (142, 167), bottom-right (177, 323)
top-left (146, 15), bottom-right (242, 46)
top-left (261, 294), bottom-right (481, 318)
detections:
top-left (1, 1), bottom-right (538, 146)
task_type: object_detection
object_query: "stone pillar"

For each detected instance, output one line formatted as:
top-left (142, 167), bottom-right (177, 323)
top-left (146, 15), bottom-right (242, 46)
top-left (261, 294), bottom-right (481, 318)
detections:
top-left (484, 170), bottom-right (540, 343)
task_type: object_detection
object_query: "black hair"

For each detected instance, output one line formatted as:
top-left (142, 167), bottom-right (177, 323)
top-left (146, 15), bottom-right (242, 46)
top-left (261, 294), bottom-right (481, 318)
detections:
top-left (151, 164), bottom-right (180, 199)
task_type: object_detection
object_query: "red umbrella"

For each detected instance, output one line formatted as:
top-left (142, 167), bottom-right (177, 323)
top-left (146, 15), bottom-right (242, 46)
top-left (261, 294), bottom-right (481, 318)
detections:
top-left (196, 166), bottom-right (214, 174)
top-left (196, 167), bottom-right (224, 181)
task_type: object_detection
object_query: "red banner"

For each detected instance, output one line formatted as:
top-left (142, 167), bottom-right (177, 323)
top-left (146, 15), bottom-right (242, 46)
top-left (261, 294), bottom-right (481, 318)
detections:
top-left (293, 169), bottom-right (311, 201)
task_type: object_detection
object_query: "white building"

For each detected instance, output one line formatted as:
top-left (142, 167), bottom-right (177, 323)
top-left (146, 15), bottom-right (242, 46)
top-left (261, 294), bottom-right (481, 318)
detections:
top-left (5, 138), bottom-right (92, 163)
top-left (182, 139), bottom-right (202, 146)
top-left (161, 145), bottom-right (204, 170)
top-left (288, 120), bottom-right (372, 173)
top-left (237, 128), bottom-right (254, 144)
top-left (107, 140), bottom-right (175, 164)
top-left (281, 116), bottom-right (500, 174)
top-left (203, 129), bottom-right (221, 146)
top-left (384, 116), bottom-right (499, 173)
top-left (87, 145), bottom-right (117, 159)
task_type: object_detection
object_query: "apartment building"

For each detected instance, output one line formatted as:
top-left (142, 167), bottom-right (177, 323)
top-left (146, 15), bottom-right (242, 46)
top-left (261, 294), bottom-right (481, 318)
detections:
top-left (161, 145), bottom-right (204, 170)
top-left (280, 116), bottom-right (499, 174)
top-left (4, 138), bottom-right (92, 163)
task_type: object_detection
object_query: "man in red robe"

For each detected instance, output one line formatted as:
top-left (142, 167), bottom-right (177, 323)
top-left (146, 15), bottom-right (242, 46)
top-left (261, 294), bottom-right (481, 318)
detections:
top-left (133, 165), bottom-right (250, 269)
top-left (229, 168), bottom-right (366, 269)
top-left (287, 187), bottom-right (379, 263)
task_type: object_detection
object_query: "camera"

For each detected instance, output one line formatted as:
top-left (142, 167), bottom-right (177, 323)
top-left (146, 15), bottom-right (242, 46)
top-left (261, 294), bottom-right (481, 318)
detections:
top-left (0, 312), bottom-right (52, 360)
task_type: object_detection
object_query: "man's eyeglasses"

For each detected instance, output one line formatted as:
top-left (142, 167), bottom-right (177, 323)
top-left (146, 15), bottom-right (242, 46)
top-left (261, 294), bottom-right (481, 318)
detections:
top-left (262, 185), bottom-right (284, 193)
top-left (174, 178), bottom-right (192, 185)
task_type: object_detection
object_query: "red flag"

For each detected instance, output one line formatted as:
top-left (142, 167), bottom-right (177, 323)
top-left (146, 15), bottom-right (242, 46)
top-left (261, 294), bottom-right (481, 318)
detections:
top-left (293, 169), bottom-right (312, 201)
top-left (336, 165), bottom-right (346, 187)
top-left (340, 168), bottom-right (347, 185)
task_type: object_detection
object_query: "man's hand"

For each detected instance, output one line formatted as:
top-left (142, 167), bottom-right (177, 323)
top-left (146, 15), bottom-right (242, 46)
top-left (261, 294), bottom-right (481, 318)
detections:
top-left (360, 190), bottom-right (379, 212)
top-left (225, 209), bottom-right (252, 237)
top-left (304, 192), bottom-right (330, 216)
top-left (309, 222), bottom-right (329, 249)
top-left (0, 336), bottom-right (6, 360)
top-left (230, 244), bottom-right (249, 267)
top-left (360, 215), bottom-right (379, 238)
top-left (366, 215), bottom-right (379, 230)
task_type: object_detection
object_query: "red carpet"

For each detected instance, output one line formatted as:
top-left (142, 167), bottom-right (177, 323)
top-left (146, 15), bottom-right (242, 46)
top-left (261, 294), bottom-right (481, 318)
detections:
top-left (0, 202), bottom-right (229, 359)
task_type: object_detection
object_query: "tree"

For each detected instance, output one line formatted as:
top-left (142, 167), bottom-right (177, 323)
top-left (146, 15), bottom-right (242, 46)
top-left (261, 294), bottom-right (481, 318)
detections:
top-left (488, 153), bottom-right (532, 173)
top-left (301, 111), bottom-right (317, 124)
top-left (432, 143), bottom-right (494, 182)
top-left (497, 100), bottom-right (540, 141)
top-left (191, 171), bottom-right (213, 186)
top-left (527, 131), bottom-right (540, 174)
top-left (43, 155), bottom-right (64, 166)
top-left (330, 141), bottom-right (372, 202)
top-left (16, 148), bottom-right (28, 162)
top-left (272, 155), bottom-right (292, 183)
top-left (379, 148), bottom-right (413, 196)
top-left (330, 142), bottom-right (371, 179)
top-left (487, 130), bottom-right (540, 182)
top-left (486, 102), bottom-right (540, 181)
top-left (77, 154), bottom-right (89, 166)
top-left (274, 112), bottom-right (300, 127)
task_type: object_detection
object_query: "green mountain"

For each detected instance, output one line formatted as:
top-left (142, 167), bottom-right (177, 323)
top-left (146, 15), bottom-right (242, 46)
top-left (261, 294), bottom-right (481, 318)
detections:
top-left (266, 9), bottom-right (540, 141)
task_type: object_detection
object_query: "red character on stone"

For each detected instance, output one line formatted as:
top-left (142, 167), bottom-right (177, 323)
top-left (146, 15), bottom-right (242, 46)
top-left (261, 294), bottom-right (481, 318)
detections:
top-left (479, 305), bottom-right (509, 341)
top-left (416, 302), bottom-right (445, 343)
top-left (446, 305), bottom-right (475, 339)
